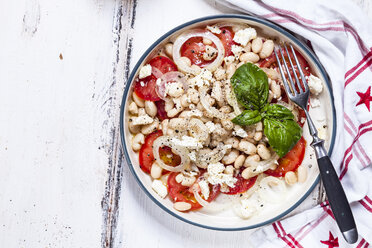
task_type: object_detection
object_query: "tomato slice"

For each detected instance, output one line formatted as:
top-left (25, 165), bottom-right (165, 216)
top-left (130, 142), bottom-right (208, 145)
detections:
top-left (215, 27), bottom-right (236, 57)
top-left (138, 130), bottom-right (163, 173)
top-left (168, 172), bottom-right (220, 211)
top-left (223, 174), bottom-right (257, 195)
top-left (133, 74), bottom-right (161, 101)
top-left (148, 56), bottom-right (177, 74)
top-left (180, 37), bottom-right (215, 67)
top-left (259, 49), bottom-right (311, 76)
top-left (265, 136), bottom-right (306, 177)
top-left (155, 100), bottom-right (169, 120)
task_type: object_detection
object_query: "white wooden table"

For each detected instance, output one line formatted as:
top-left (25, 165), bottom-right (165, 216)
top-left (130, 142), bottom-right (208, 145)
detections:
top-left (1, 0), bottom-right (371, 247)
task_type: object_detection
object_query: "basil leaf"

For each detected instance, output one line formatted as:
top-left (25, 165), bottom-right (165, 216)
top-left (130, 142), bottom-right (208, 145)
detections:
top-left (263, 118), bottom-right (302, 158)
top-left (262, 104), bottom-right (295, 120)
top-left (232, 110), bottom-right (262, 126)
top-left (230, 63), bottom-right (269, 111)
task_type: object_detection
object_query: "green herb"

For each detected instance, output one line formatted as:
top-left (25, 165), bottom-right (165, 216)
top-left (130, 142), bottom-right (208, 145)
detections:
top-left (230, 62), bottom-right (269, 110)
top-left (230, 63), bottom-right (302, 158)
top-left (232, 110), bottom-right (262, 126)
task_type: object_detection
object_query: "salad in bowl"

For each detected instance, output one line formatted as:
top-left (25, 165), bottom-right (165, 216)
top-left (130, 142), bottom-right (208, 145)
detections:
top-left (121, 16), bottom-right (334, 229)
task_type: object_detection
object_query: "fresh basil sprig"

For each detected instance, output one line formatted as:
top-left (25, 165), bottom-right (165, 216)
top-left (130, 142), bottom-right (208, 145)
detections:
top-left (230, 63), bottom-right (302, 158)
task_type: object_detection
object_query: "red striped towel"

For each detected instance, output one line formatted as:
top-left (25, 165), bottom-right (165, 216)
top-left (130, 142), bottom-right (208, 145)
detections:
top-left (217, 0), bottom-right (372, 247)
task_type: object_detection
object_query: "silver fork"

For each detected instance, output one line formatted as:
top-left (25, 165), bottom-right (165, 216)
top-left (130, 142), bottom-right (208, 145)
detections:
top-left (274, 44), bottom-right (358, 244)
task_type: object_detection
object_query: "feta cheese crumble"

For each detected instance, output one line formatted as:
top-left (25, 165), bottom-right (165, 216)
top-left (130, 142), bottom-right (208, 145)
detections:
top-left (206, 162), bottom-right (237, 188)
top-left (232, 125), bottom-right (248, 138)
top-left (171, 136), bottom-right (203, 150)
top-left (131, 114), bottom-right (153, 126)
top-left (152, 180), bottom-right (168, 198)
top-left (188, 151), bottom-right (197, 162)
top-left (307, 75), bottom-right (323, 95)
top-left (310, 98), bottom-right (321, 108)
top-left (205, 121), bottom-right (216, 133)
top-left (198, 180), bottom-right (210, 200)
top-left (233, 28), bottom-right (257, 46)
top-left (224, 56), bottom-right (235, 65)
top-left (207, 25), bottom-right (221, 34)
top-left (139, 64), bottom-right (152, 79)
top-left (188, 69), bottom-right (213, 88)
top-left (231, 44), bottom-right (244, 57)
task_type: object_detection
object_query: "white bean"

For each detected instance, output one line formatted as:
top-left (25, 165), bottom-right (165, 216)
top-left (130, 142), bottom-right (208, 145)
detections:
top-left (242, 167), bottom-right (255, 179)
top-left (252, 38), bottom-right (263, 53)
top-left (239, 52), bottom-right (260, 63)
top-left (222, 149), bottom-right (239, 165)
top-left (285, 171), bottom-right (298, 185)
top-left (187, 88), bottom-right (199, 104)
top-left (234, 154), bottom-right (246, 169)
top-left (141, 118), bottom-right (159, 135)
top-left (259, 40), bottom-right (274, 59)
top-left (224, 165), bottom-right (234, 175)
top-left (174, 202), bottom-right (192, 212)
top-left (181, 176), bottom-right (196, 187)
top-left (128, 102), bottom-right (138, 115)
top-left (254, 131), bottom-right (262, 142)
top-left (132, 92), bottom-right (145, 107)
top-left (297, 165), bottom-right (308, 183)
top-left (243, 42), bottom-right (252, 53)
top-left (160, 119), bottom-right (169, 134)
top-left (131, 133), bottom-right (145, 151)
top-left (179, 56), bottom-right (192, 67)
top-left (128, 120), bottom-right (141, 134)
top-left (203, 37), bottom-right (213, 45)
top-left (238, 140), bottom-right (257, 155)
top-left (221, 119), bottom-right (234, 131)
top-left (255, 122), bottom-right (263, 131)
top-left (165, 43), bottom-right (173, 58)
top-left (214, 67), bottom-right (226, 81)
top-left (225, 137), bottom-right (239, 149)
top-left (150, 161), bottom-right (163, 179)
top-left (169, 118), bottom-right (188, 131)
top-left (227, 64), bottom-right (236, 79)
top-left (145, 101), bottom-right (157, 117)
top-left (271, 81), bottom-right (281, 99)
top-left (257, 144), bottom-right (271, 160)
top-left (180, 94), bottom-right (190, 108)
top-left (244, 154), bottom-right (260, 167)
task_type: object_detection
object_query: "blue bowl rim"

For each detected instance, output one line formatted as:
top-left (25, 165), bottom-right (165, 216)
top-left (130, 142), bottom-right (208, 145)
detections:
top-left (119, 14), bottom-right (336, 231)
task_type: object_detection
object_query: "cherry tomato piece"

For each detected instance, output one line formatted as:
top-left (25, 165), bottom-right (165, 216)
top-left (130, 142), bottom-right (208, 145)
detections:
top-left (265, 136), bottom-right (306, 177)
top-left (148, 56), bottom-right (178, 74)
top-left (138, 130), bottom-right (163, 173)
top-left (215, 27), bottom-right (236, 57)
top-left (223, 174), bottom-right (257, 195)
top-left (134, 74), bottom-right (161, 101)
top-left (168, 172), bottom-right (220, 211)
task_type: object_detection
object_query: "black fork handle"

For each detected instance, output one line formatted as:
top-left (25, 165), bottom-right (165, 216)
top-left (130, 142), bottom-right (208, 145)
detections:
top-left (313, 141), bottom-right (358, 244)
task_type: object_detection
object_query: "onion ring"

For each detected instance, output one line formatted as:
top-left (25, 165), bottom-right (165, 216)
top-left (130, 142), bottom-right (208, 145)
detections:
top-left (258, 176), bottom-right (287, 203)
top-left (173, 29), bottom-right (225, 74)
top-left (152, 136), bottom-right (190, 172)
top-left (156, 71), bottom-right (188, 100)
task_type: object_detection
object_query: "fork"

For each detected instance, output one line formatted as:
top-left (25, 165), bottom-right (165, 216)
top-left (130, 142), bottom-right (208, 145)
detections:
top-left (274, 44), bottom-right (358, 244)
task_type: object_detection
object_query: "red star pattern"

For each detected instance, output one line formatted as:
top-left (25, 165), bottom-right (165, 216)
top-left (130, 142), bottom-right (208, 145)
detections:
top-left (356, 86), bottom-right (372, 112)
top-left (320, 231), bottom-right (339, 248)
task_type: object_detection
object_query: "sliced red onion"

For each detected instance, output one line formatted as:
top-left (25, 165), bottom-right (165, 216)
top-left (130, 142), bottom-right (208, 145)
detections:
top-left (152, 67), bottom-right (163, 79)
top-left (152, 136), bottom-right (190, 172)
top-left (155, 71), bottom-right (188, 100)
top-left (173, 29), bottom-right (225, 74)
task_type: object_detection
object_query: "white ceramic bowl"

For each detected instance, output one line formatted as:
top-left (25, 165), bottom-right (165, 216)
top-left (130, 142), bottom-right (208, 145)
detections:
top-left (119, 15), bottom-right (336, 230)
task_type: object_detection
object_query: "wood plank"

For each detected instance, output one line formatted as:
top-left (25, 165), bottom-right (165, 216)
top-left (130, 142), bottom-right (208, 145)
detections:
top-left (0, 0), bottom-right (125, 246)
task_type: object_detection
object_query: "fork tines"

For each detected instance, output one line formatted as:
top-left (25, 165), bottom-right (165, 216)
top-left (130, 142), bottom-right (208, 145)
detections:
top-left (274, 44), bottom-right (309, 97)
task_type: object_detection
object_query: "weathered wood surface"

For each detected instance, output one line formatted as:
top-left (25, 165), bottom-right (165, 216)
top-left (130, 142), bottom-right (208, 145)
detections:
top-left (0, 0), bottom-right (370, 247)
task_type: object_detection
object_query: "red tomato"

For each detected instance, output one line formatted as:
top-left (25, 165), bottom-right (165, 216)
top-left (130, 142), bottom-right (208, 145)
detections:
top-left (138, 130), bottom-right (163, 173)
top-left (167, 172), bottom-right (220, 211)
top-left (215, 27), bottom-right (236, 57)
top-left (259, 49), bottom-right (311, 76)
top-left (223, 174), bottom-right (257, 195)
top-left (148, 56), bottom-right (178, 74)
top-left (155, 100), bottom-right (169, 120)
top-left (180, 37), bottom-right (214, 67)
top-left (133, 74), bottom-right (161, 101)
top-left (158, 146), bottom-right (181, 167)
top-left (265, 136), bottom-right (306, 177)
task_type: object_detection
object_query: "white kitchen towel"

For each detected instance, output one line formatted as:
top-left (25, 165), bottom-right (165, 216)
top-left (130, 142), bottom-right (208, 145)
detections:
top-left (215, 0), bottom-right (372, 247)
